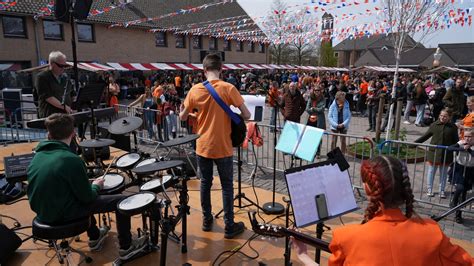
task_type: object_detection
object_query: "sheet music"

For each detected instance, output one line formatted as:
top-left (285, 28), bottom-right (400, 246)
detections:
top-left (294, 126), bottom-right (324, 161)
top-left (230, 95), bottom-right (266, 121)
top-left (275, 121), bottom-right (305, 155)
top-left (286, 164), bottom-right (357, 227)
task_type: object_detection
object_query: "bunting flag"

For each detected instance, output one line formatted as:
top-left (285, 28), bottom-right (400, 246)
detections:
top-left (34, 0), bottom-right (134, 19)
top-left (0, 0), bottom-right (16, 10)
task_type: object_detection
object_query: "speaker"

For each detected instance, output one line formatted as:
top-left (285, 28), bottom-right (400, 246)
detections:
top-left (73, 0), bottom-right (93, 20)
top-left (55, 0), bottom-right (93, 22)
top-left (55, 0), bottom-right (71, 23)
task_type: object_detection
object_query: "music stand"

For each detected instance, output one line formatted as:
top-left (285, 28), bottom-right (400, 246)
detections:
top-left (74, 82), bottom-right (106, 139)
top-left (284, 158), bottom-right (358, 264)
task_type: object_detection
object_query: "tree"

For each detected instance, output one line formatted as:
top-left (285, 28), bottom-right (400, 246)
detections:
top-left (266, 0), bottom-right (290, 65)
top-left (382, 0), bottom-right (451, 140)
top-left (319, 42), bottom-right (337, 66)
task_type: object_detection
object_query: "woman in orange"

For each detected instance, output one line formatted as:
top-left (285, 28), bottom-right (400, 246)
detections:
top-left (457, 96), bottom-right (474, 139)
top-left (293, 155), bottom-right (473, 266)
top-left (108, 76), bottom-right (120, 111)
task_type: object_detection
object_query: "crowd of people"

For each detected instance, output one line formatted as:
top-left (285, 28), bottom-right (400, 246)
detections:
top-left (26, 50), bottom-right (473, 265)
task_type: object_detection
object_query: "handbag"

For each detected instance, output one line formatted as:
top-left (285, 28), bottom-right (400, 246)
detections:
top-left (202, 81), bottom-right (246, 147)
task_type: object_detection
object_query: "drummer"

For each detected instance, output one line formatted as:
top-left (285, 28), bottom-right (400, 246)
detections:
top-left (27, 113), bottom-right (147, 260)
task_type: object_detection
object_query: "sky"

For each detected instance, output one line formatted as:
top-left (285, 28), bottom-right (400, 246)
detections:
top-left (238, 0), bottom-right (474, 47)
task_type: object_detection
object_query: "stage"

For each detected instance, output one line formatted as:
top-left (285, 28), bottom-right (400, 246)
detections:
top-left (1, 142), bottom-right (473, 265)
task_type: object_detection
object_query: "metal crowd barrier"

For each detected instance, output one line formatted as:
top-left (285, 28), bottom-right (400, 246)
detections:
top-left (378, 140), bottom-right (473, 213)
top-left (1, 106), bottom-right (47, 145)
top-left (239, 123), bottom-right (375, 191)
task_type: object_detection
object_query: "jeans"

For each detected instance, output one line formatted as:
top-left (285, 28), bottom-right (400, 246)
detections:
top-left (144, 111), bottom-right (155, 139)
top-left (368, 105), bottom-right (377, 129)
top-left (415, 104), bottom-right (425, 125)
top-left (427, 164), bottom-right (448, 192)
top-left (197, 155), bottom-right (235, 227)
top-left (166, 112), bottom-right (178, 138)
top-left (69, 195), bottom-right (131, 249)
top-left (404, 100), bottom-right (414, 121)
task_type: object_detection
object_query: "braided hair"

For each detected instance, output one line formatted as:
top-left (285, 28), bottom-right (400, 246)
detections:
top-left (360, 156), bottom-right (416, 223)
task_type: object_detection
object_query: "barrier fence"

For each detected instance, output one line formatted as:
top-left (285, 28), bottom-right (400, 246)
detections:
top-left (378, 140), bottom-right (473, 212)
top-left (2, 103), bottom-right (471, 213)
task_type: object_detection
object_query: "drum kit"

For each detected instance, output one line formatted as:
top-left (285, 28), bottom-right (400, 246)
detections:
top-left (77, 115), bottom-right (198, 265)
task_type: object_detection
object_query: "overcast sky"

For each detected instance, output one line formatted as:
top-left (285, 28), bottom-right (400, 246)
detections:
top-left (238, 0), bottom-right (474, 47)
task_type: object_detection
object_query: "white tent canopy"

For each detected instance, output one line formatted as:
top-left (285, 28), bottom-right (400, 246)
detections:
top-left (353, 66), bottom-right (416, 73)
top-left (428, 66), bottom-right (471, 73)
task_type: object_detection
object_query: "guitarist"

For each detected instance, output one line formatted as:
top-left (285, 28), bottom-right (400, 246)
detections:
top-left (179, 53), bottom-right (250, 239)
top-left (292, 155), bottom-right (472, 266)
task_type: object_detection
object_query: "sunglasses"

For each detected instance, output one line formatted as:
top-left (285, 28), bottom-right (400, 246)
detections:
top-left (54, 62), bottom-right (69, 68)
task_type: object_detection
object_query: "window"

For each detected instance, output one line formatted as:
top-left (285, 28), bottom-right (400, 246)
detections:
top-left (248, 42), bottom-right (255, 52)
top-left (334, 52), bottom-right (339, 58)
top-left (175, 34), bottom-right (185, 48)
top-left (236, 41), bottom-right (243, 52)
top-left (224, 39), bottom-right (231, 51)
top-left (258, 43), bottom-right (265, 53)
top-left (155, 32), bottom-right (167, 47)
top-left (43, 20), bottom-right (63, 40)
top-left (209, 37), bottom-right (218, 50)
top-left (77, 23), bottom-right (94, 42)
top-left (2, 16), bottom-right (27, 38)
top-left (192, 35), bottom-right (202, 49)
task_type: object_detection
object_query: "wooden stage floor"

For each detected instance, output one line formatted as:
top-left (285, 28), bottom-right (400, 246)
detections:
top-left (1, 142), bottom-right (473, 265)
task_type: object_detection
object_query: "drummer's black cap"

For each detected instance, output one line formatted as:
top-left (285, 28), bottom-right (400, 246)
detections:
top-left (203, 53), bottom-right (222, 72)
top-left (45, 113), bottom-right (75, 140)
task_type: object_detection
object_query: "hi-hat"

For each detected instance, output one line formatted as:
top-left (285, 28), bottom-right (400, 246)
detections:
top-left (79, 138), bottom-right (115, 148)
top-left (108, 116), bottom-right (143, 135)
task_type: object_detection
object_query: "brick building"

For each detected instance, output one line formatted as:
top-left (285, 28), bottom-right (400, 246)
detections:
top-left (0, 0), bottom-right (269, 70)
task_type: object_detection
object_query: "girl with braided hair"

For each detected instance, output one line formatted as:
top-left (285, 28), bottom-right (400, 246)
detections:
top-left (293, 155), bottom-right (472, 266)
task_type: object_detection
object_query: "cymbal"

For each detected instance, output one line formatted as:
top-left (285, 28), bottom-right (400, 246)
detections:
top-left (132, 160), bottom-right (184, 175)
top-left (108, 116), bottom-right (143, 135)
top-left (162, 134), bottom-right (200, 147)
top-left (79, 138), bottom-right (115, 148)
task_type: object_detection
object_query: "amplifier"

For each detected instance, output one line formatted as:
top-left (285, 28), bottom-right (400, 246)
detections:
top-left (4, 153), bottom-right (35, 183)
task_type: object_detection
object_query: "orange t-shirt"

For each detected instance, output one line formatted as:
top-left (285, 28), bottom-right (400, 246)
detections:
top-left (460, 112), bottom-right (474, 138)
top-left (184, 80), bottom-right (244, 159)
top-left (360, 82), bottom-right (369, 95)
top-left (152, 86), bottom-right (163, 98)
top-left (175, 76), bottom-right (182, 88)
top-left (144, 79), bottom-right (152, 88)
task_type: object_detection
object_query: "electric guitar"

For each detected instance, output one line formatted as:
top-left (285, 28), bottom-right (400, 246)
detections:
top-left (248, 212), bottom-right (331, 253)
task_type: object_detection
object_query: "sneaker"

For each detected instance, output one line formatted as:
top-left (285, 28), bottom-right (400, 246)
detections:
top-left (202, 217), bottom-right (213, 232)
top-left (366, 127), bottom-right (373, 131)
top-left (427, 189), bottom-right (434, 197)
top-left (403, 120), bottom-right (411, 125)
top-left (455, 216), bottom-right (463, 224)
top-left (224, 221), bottom-right (245, 239)
top-left (119, 236), bottom-right (148, 261)
top-left (439, 191), bottom-right (446, 199)
top-left (88, 226), bottom-right (109, 251)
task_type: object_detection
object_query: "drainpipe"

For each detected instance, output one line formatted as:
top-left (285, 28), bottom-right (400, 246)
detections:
top-left (33, 18), bottom-right (42, 66)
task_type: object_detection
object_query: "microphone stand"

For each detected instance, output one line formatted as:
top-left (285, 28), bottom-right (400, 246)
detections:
top-left (262, 89), bottom-right (285, 215)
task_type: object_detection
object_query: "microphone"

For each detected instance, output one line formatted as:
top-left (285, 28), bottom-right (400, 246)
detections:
top-left (61, 73), bottom-right (69, 105)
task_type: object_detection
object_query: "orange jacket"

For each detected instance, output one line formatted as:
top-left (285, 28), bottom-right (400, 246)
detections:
top-left (243, 122), bottom-right (263, 149)
top-left (329, 209), bottom-right (473, 266)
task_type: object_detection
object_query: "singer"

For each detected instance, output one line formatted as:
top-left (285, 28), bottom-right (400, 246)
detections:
top-left (36, 51), bottom-right (74, 118)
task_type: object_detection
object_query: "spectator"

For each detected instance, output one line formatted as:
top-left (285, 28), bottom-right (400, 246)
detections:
top-left (403, 78), bottom-right (417, 124)
top-left (413, 82), bottom-right (428, 127)
top-left (443, 78), bottom-right (467, 123)
top-left (449, 128), bottom-right (473, 224)
top-left (328, 91), bottom-right (351, 153)
top-left (457, 96), bottom-right (474, 139)
top-left (306, 85), bottom-right (326, 157)
top-left (280, 82), bottom-right (306, 123)
top-left (128, 87), bottom-right (157, 141)
top-left (415, 108), bottom-right (459, 198)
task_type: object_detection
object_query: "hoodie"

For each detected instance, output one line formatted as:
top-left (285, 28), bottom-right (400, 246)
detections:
top-left (27, 140), bottom-right (100, 223)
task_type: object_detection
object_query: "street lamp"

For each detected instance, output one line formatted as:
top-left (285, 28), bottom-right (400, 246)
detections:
top-left (433, 47), bottom-right (442, 67)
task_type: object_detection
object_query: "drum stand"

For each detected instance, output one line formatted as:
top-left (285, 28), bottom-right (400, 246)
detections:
top-left (158, 175), bottom-right (190, 266)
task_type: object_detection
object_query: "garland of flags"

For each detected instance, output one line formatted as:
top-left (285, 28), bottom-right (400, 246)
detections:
top-left (0, 0), bottom-right (16, 10)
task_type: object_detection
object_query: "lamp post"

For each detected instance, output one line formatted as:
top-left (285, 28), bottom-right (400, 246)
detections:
top-left (433, 47), bottom-right (442, 68)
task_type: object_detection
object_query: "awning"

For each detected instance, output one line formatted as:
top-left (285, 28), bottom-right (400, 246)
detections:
top-left (0, 63), bottom-right (22, 71)
top-left (17, 62), bottom-right (114, 73)
top-left (353, 66), bottom-right (415, 73)
top-left (428, 66), bottom-right (471, 73)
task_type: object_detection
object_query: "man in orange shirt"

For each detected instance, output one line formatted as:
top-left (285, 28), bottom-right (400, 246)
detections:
top-left (179, 54), bottom-right (250, 239)
top-left (357, 77), bottom-right (369, 116)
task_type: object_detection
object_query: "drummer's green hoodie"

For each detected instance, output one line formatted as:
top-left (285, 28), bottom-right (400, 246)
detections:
top-left (27, 140), bottom-right (100, 223)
